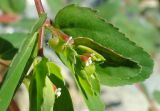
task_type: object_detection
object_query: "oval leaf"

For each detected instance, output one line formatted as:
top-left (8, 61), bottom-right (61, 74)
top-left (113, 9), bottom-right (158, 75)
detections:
top-left (54, 4), bottom-right (153, 86)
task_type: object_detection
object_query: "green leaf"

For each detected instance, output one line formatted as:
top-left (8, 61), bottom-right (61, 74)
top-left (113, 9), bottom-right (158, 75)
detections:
top-left (48, 36), bottom-right (104, 110)
top-left (47, 62), bottom-right (74, 111)
top-left (112, 14), bottom-right (158, 54)
top-left (75, 57), bottom-right (100, 95)
top-left (49, 37), bottom-right (77, 72)
top-left (153, 90), bottom-right (160, 104)
top-left (74, 58), bottom-right (94, 95)
top-left (76, 45), bottom-right (105, 62)
top-left (49, 39), bottom-right (104, 111)
top-left (59, 46), bottom-right (77, 71)
top-left (31, 13), bottom-right (47, 35)
top-left (74, 37), bottom-right (134, 66)
top-left (83, 94), bottom-right (104, 111)
top-left (74, 56), bottom-right (104, 111)
top-left (29, 58), bottom-right (55, 111)
top-left (17, 38), bottom-right (38, 89)
top-left (84, 65), bottom-right (100, 94)
top-left (74, 72), bottom-right (105, 111)
top-left (0, 37), bottom-right (17, 60)
top-left (0, 32), bottom-right (38, 111)
top-left (0, 14), bottom-right (46, 111)
top-left (54, 4), bottom-right (153, 86)
top-left (42, 77), bottom-right (55, 111)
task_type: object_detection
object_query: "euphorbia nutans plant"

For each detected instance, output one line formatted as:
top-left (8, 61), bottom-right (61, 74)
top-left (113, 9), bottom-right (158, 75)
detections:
top-left (0, 0), bottom-right (153, 111)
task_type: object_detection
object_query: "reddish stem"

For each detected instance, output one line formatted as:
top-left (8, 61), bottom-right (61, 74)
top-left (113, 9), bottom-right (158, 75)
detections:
top-left (46, 25), bottom-right (71, 43)
top-left (34, 0), bottom-right (45, 15)
top-left (34, 0), bottom-right (71, 56)
top-left (34, 0), bottom-right (46, 56)
top-left (0, 14), bottom-right (20, 23)
top-left (38, 27), bottom-right (44, 56)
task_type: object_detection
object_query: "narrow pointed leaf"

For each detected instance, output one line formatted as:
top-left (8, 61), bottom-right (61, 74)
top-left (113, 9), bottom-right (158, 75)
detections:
top-left (74, 57), bottom-right (104, 111)
top-left (42, 77), bottom-right (55, 111)
top-left (0, 14), bottom-right (46, 111)
top-left (31, 13), bottom-right (47, 34)
top-left (74, 73), bottom-right (105, 111)
top-left (0, 33), bottom-right (38, 111)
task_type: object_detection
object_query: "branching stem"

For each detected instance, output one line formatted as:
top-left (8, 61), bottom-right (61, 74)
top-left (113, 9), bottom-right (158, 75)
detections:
top-left (34, 0), bottom-right (48, 56)
top-left (45, 25), bottom-right (70, 42)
